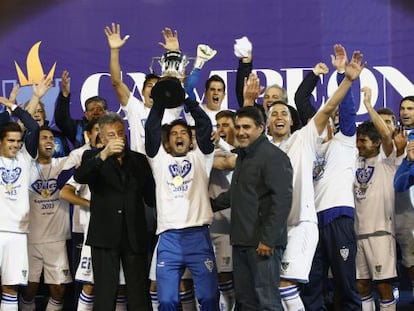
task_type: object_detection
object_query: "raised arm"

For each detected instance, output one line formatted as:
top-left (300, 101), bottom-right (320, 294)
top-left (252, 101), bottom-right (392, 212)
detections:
top-left (294, 62), bottom-right (329, 125)
top-left (25, 76), bottom-right (53, 116)
top-left (236, 52), bottom-right (253, 108)
top-left (186, 98), bottom-right (214, 154)
top-left (54, 70), bottom-right (79, 144)
top-left (314, 45), bottom-right (365, 135)
top-left (394, 140), bottom-right (414, 192)
top-left (145, 99), bottom-right (165, 158)
top-left (0, 95), bottom-right (39, 158)
top-left (361, 86), bottom-right (393, 156)
top-left (105, 23), bottom-right (131, 106)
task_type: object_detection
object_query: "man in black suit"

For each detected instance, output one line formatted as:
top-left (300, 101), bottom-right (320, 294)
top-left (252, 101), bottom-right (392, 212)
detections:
top-left (74, 112), bottom-right (155, 311)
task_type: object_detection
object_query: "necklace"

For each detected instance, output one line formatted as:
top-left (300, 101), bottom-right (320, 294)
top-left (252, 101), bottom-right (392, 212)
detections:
top-left (36, 162), bottom-right (52, 198)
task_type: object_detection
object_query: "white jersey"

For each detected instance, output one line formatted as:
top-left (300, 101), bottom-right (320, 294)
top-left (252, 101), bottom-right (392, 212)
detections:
top-left (28, 158), bottom-right (70, 244)
top-left (185, 104), bottom-right (219, 129)
top-left (273, 118), bottom-right (322, 225)
top-left (354, 148), bottom-right (401, 236)
top-left (122, 94), bottom-right (182, 153)
top-left (148, 146), bottom-right (214, 234)
top-left (209, 149), bottom-right (233, 234)
top-left (313, 132), bottom-right (358, 212)
top-left (0, 147), bottom-right (33, 233)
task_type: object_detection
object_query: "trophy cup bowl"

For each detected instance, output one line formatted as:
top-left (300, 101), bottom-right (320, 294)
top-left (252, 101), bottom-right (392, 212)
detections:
top-left (150, 76), bottom-right (185, 109)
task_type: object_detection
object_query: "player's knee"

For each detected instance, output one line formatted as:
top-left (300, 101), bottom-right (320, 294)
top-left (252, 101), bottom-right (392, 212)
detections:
top-left (356, 279), bottom-right (371, 297)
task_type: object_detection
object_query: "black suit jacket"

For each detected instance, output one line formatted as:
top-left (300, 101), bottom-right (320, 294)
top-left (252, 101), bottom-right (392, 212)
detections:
top-left (74, 148), bottom-right (155, 253)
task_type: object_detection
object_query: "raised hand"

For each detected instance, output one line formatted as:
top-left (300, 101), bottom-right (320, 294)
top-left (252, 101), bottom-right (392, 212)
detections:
top-left (104, 23), bottom-right (129, 50)
top-left (61, 70), bottom-right (70, 97)
top-left (158, 27), bottom-right (180, 52)
top-left (100, 138), bottom-right (125, 160)
top-left (330, 44), bottom-right (347, 72)
top-left (33, 76), bottom-right (53, 99)
top-left (8, 84), bottom-right (20, 103)
top-left (361, 86), bottom-right (372, 106)
top-left (407, 140), bottom-right (414, 161)
top-left (345, 50), bottom-right (365, 81)
top-left (313, 62), bottom-right (329, 76)
top-left (243, 72), bottom-right (264, 106)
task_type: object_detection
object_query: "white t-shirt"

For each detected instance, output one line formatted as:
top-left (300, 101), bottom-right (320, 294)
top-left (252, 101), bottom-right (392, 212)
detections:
top-left (122, 94), bottom-right (182, 153)
top-left (28, 158), bottom-right (70, 244)
top-left (209, 149), bottom-right (233, 234)
top-left (313, 132), bottom-right (358, 212)
top-left (185, 104), bottom-right (219, 129)
top-left (273, 118), bottom-right (323, 225)
top-left (147, 146), bottom-right (214, 234)
top-left (354, 148), bottom-right (401, 236)
top-left (0, 148), bottom-right (33, 233)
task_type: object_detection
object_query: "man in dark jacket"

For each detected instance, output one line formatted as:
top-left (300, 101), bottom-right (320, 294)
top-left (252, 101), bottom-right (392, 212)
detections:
top-left (212, 106), bottom-right (293, 310)
top-left (74, 112), bottom-right (155, 311)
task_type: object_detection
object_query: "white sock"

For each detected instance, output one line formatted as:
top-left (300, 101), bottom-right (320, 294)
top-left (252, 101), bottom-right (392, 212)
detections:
top-left (361, 295), bottom-right (375, 311)
top-left (379, 298), bottom-right (396, 310)
top-left (180, 289), bottom-right (196, 311)
top-left (1, 293), bottom-right (18, 311)
top-left (115, 294), bottom-right (127, 311)
top-left (279, 285), bottom-right (304, 311)
top-left (218, 280), bottom-right (235, 311)
top-left (77, 290), bottom-right (94, 311)
top-left (46, 297), bottom-right (63, 311)
top-left (150, 290), bottom-right (159, 311)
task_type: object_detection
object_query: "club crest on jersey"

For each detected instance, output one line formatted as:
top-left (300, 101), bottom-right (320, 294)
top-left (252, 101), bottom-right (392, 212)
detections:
top-left (340, 246), bottom-right (349, 261)
top-left (22, 270), bottom-right (27, 278)
top-left (313, 154), bottom-right (326, 181)
top-left (204, 258), bottom-right (215, 273)
top-left (169, 160), bottom-right (192, 179)
top-left (375, 265), bottom-right (382, 273)
top-left (356, 166), bottom-right (374, 186)
top-left (31, 178), bottom-right (58, 196)
top-left (281, 262), bottom-right (290, 271)
top-left (1, 167), bottom-right (22, 184)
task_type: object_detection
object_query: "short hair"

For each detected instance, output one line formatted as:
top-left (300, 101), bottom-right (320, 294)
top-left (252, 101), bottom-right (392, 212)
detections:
top-left (400, 96), bottom-right (414, 108)
top-left (356, 121), bottom-right (381, 143)
top-left (215, 110), bottom-right (236, 124)
top-left (0, 122), bottom-right (22, 140)
top-left (166, 119), bottom-right (193, 141)
top-left (377, 108), bottom-right (396, 125)
top-left (85, 96), bottom-right (107, 111)
top-left (144, 73), bottom-right (160, 88)
top-left (84, 118), bottom-right (99, 133)
top-left (265, 84), bottom-right (288, 104)
top-left (236, 106), bottom-right (264, 127)
top-left (98, 112), bottom-right (124, 131)
top-left (205, 75), bottom-right (226, 93)
top-left (39, 125), bottom-right (53, 133)
top-left (268, 101), bottom-right (302, 133)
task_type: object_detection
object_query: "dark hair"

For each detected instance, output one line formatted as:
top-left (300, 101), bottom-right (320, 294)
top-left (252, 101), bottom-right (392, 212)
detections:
top-left (84, 118), bottom-right (99, 133)
top-left (377, 108), bottom-right (396, 125)
top-left (166, 119), bottom-right (193, 141)
top-left (216, 110), bottom-right (236, 124)
top-left (0, 122), bottom-right (22, 140)
top-left (357, 121), bottom-right (381, 143)
top-left (144, 73), bottom-right (160, 88)
top-left (236, 106), bottom-right (264, 127)
top-left (268, 101), bottom-right (302, 133)
top-left (85, 96), bottom-right (107, 111)
top-left (39, 125), bottom-right (53, 133)
top-left (205, 75), bottom-right (226, 93)
top-left (399, 96), bottom-right (414, 108)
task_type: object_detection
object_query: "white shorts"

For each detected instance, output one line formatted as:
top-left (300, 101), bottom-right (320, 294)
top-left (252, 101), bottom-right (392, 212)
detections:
top-left (356, 234), bottom-right (397, 281)
top-left (211, 233), bottom-right (232, 273)
top-left (280, 221), bottom-right (319, 283)
top-left (28, 240), bottom-right (72, 284)
top-left (149, 241), bottom-right (193, 281)
top-left (75, 244), bottom-right (126, 285)
top-left (0, 232), bottom-right (28, 285)
top-left (395, 210), bottom-right (414, 267)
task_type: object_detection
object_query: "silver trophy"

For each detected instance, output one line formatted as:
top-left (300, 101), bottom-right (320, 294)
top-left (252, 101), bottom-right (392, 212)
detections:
top-left (149, 51), bottom-right (194, 108)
